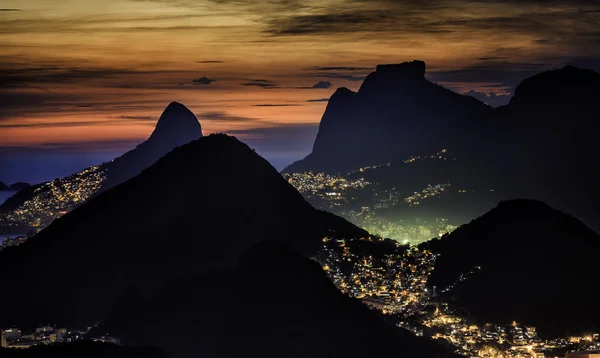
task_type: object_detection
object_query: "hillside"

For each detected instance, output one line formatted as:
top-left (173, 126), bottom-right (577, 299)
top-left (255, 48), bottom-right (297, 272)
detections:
top-left (96, 241), bottom-right (460, 358)
top-left (0, 134), bottom-right (366, 329)
top-left (426, 199), bottom-right (600, 337)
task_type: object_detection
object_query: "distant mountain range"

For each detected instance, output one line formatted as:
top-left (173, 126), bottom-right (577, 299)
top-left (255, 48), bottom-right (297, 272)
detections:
top-left (283, 61), bottom-right (600, 231)
top-left (95, 241), bottom-right (459, 358)
top-left (425, 199), bottom-right (600, 338)
top-left (0, 181), bottom-right (30, 191)
top-left (0, 102), bottom-right (202, 232)
top-left (0, 134), bottom-right (366, 329)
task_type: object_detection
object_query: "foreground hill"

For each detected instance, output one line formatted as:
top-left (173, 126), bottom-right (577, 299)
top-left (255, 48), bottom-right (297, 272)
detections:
top-left (0, 102), bottom-right (202, 232)
top-left (425, 199), bottom-right (600, 338)
top-left (488, 65), bottom-right (600, 228)
top-left (0, 341), bottom-right (166, 358)
top-left (96, 241), bottom-right (460, 358)
top-left (0, 134), bottom-right (366, 329)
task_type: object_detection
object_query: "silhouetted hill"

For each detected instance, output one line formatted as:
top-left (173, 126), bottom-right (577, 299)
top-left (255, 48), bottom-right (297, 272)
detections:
top-left (100, 101), bottom-right (202, 191)
top-left (425, 199), bottom-right (600, 338)
top-left (486, 65), bottom-right (600, 229)
top-left (0, 181), bottom-right (7, 190)
top-left (96, 241), bottom-right (460, 358)
top-left (284, 60), bottom-right (491, 173)
top-left (0, 341), bottom-right (166, 358)
top-left (284, 62), bottom-right (600, 231)
top-left (0, 102), bottom-right (202, 231)
top-left (0, 134), bottom-right (366, 329)
top-left (8, 182), bottom-right (30, 191)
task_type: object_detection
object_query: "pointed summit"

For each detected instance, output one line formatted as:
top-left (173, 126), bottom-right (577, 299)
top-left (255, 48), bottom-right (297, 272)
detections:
top-left (149, 102), bottom-right (202, 144)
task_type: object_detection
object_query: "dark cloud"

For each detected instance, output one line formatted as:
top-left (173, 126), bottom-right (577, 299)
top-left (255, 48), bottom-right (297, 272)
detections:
top-left (0, 117), bottom-right (158, 129)
top-left (192, 76), bottom-right (216, 85)
top-left (0, 139), bottom-right (142, 155)
top-left (306, 98), bottom-right (330, 102)
top-left (477, 57), bottom-right (510, 61)
top-left (116, 115), bottom-right (158, 121)
top-left (319, 73), bottom-right (367, 82)
top-left (198, 111), bottom-right (258, 122)
top-left (252, 104), bottom-right (302, 107)
top-left (312, 81), bottom-right (332, 89)
top-left (197, 60), bottom-right (225, 63)
top-left (304, 66), bottom-right (372, 71)
top-left (0, 63), bottom-right (172, 90)
top-left (268, 12), bottom-right (400, 35)
top-left (0, 9), bottom-right (21, 11)
top-left (242, 79), bottom-right (278, 88)
top-left (463, 89), bottom-right (512, 108)
top-left (428, 60), bottom-right (554, 88)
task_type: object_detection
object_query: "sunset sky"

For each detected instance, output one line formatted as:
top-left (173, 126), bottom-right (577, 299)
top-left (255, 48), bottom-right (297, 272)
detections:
top-left (1, 0), bottom-right (600, 183)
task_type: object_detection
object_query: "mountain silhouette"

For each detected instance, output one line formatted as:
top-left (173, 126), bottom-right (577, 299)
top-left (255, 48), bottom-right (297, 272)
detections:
top-left (425, 199), bottom-right (600, 338)
top-left (0, 102), bottom-right (202, 228)
top-left (100, 101), bottom-right (202, 191)
top-left (0, 134), bottom-right (366, 329)
top-left (0, 341), bottom-right (166, 358)
top-left (8, 182), bottom-right (30, 191)
top-left (486, 65), bottom-right (600, 228)
top-left (0, 181), bottom-right (7, 190)
top-left (95, 241), bottom-right (460, 358)
top-left (283, 61), bottom-right (600, 230)
top-left (284, 60), bottom-right (491, 173)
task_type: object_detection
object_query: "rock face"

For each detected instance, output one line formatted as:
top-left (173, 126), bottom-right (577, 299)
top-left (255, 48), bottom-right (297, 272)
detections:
top-left (284, 61), bottom-right (600, 231)
top-left (284, 60), bottom-right (491, 173)
top-left (425, 199), bottom-right (600, 338)
top-left (148, 102), bottom-right (202, 144)
top-left (96, 241), bottom-right (461, 358)
top-left (8, 182), bottom-right (30, 191)
top-left (100, 101), bottom-right (203, 191)
top-left (0, 134), bottom-right (366, 329)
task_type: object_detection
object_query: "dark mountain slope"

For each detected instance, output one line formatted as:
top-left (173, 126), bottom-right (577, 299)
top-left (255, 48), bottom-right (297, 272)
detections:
top-left (284, 61), bottom-right (492, 173)
top-left (99, 101), bottom-right (202, 191)
top-left (0, 181), bottom-right (8, 190)
top-left (97, 241), bottom-right (460, 358)
top-left (426, 199), bottom-right (600, 338)
top-left (0, 341), bottom-right (166, 358)
top-left (0, 134), bottom-right (366, 329)
top-left (8, 182), bottom-right (31, 191)
top-left (0, 102), bottom-right (202, 229)
top-left (486, 66), bottom-right (600, 228)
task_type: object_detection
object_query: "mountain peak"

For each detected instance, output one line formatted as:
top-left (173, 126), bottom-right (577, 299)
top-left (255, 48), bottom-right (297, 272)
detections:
top-left (149, 102), bottom-right (203, 143)
top-left (375, 60), bottom-right (426, 79)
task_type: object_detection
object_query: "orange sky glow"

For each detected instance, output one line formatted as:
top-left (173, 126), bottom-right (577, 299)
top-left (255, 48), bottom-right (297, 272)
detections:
top-left (1, 0), bottom-right (600, 179)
